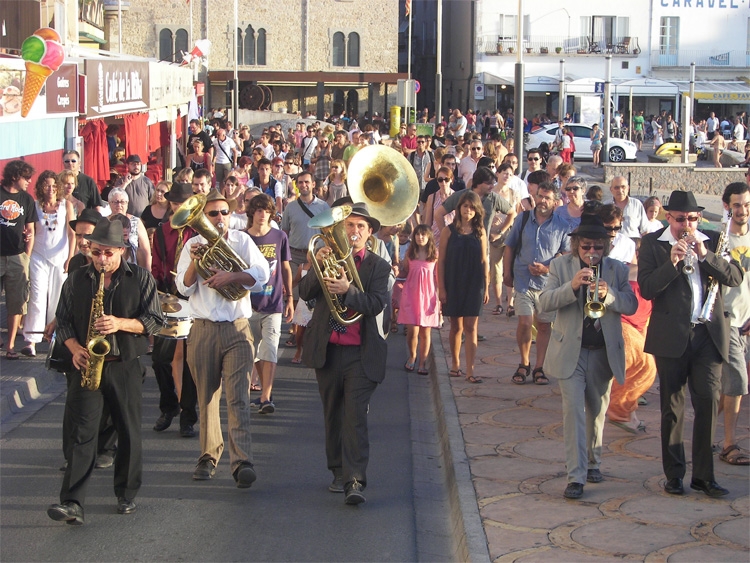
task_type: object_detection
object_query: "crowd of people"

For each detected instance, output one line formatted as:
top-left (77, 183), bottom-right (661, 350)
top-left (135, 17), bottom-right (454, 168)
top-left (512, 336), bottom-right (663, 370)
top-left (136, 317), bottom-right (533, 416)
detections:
top-left (0, 108), bottom-right (748, 524)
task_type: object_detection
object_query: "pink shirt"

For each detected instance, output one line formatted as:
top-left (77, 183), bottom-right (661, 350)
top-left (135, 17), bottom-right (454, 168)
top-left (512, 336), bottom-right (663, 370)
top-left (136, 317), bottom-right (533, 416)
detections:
top-left (329, 247), bottom-right (367, 346)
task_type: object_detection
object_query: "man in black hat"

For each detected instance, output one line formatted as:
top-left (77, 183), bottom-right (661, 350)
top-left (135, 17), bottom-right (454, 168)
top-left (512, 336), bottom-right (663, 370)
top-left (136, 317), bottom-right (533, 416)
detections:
top-left (299, 202), bottom-right (391, 505)
top-left (151, 183), bottom-right (198, 437)
top-left (48, 221), bottom-right (163, 525)
top-left (639, 190), bottom-right (743, 497)
top-left (67, 208), bottom-right (103, 271)
top-left (540, 215), bottom-right (637, 499)
top-left (114, 154), bottom-right (155, 217)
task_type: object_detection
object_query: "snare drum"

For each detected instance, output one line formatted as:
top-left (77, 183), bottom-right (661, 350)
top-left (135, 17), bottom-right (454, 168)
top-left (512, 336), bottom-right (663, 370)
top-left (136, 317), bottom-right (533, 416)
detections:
top-left (158, 317), bottom-right (194, 339)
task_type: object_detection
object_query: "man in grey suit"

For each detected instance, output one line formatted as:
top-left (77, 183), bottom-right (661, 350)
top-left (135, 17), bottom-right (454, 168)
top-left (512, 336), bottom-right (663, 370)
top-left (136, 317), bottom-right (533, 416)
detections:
top-left (638, 190), bottom-right (743, 497)
top-left (299, 202), bottom-right (391, 506)
top-left (540, 215), bottom-right (638, 499)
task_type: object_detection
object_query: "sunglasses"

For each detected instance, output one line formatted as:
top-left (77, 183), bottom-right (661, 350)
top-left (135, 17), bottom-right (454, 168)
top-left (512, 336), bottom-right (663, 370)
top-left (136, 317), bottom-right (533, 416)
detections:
top-left (564, 186), bottom-right (581, 192)
top-left (64, 159), bottom-right (78, 164)
top-left (206, 209), bottom-right (231, 217)
top-left (90, 249), bottom-right (117, 257)
top-left (527, 157), bottom-right (540, 161)
top-left (110, 200), bottom-right (128, 205)
top-left (605, 225), bottom-right (622, 231)
top-left (580, 244), bottom-right (605, 251)
top-left (471, 147), bottom-right (482, 151)
top-left (672, 215), bottom-right (701, 223)
top-left (417, 141), bottom-right (426, 144)
top-left (437, 177), bottom-right (450, 183)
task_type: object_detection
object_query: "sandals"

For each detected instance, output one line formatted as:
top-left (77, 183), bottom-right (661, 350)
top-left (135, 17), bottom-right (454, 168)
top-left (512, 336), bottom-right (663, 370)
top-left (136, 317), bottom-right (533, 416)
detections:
top-left (719, 444), bottom-right (750, 466)
top-left (532, 367), bottom-right (549, 385)
top-left (250, 384), bottom-right (261, 392)
top-left (5, 350), bottom-right (19, 360)
top-left (285, 339), bottom-right (296, 347)
top-left (449, 369), bottom-right (464, 378)
top-left (512, 364), bottom-right (530, 384)
top-left (404, 361), bottom-right (416, 372)
top-left (417, 366), bottom-right (429, 375)
top-left (492, 305), bottom-right (504, 315)
top-left (291, 357), bottom-right (302, 364)
top-left (466, 374), bottom-right (483, 384)
top-left (506, 306), bottom-right (515, 318)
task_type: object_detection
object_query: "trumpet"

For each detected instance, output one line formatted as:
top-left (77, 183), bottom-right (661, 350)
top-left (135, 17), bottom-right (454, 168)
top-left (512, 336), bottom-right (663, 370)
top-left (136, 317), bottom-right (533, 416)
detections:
top-left (584, 255), bottom-right (606, 319)
top-left (681, 231), bottom-right (695, 275)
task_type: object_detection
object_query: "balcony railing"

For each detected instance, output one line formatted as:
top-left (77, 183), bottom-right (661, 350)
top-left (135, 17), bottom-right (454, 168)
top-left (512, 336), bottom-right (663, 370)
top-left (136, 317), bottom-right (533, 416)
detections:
top-left (476, 35), bottom-right (641, 56)
top-left (650, 49), bottom-right (750, 68)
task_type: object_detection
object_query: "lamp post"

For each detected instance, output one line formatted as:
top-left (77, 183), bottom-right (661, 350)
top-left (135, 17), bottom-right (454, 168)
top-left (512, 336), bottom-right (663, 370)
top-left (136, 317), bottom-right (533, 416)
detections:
top-left (558, 59), bottom-right (565, 121)
top-left (602, 54), bottom-right (612, 164)
top-left (513, 0), bottom-right (524, 160)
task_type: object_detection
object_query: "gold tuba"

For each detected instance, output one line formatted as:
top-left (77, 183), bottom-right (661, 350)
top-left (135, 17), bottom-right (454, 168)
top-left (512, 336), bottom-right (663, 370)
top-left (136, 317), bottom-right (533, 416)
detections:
top-left (584, 256), bottom-right (606, 319)
top-left (81, 269), bottom-right (110, 391)
top-left (170, 193), bottom-right (249, 301)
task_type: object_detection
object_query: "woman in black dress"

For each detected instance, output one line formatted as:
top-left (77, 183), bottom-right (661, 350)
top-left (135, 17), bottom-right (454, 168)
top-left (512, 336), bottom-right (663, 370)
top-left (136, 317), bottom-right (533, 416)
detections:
top-left (438, 190), bottom-right (489, 384)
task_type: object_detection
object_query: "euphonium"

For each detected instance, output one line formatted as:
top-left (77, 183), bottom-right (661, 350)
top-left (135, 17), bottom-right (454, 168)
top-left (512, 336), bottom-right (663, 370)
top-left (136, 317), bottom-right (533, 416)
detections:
top-left (584, 256), bottom-right (606, 319)
top-left (308, 205), bottom-right (364, 326)
top-left (81, 269), bottom-right (110, 391)
top-left (170, 194), bottom-right (249, 301)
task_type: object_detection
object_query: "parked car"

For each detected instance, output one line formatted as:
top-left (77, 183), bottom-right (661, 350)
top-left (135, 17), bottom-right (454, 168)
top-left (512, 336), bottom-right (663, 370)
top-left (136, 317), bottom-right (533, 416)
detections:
top-left (527, 123), bottom-right (638, 162)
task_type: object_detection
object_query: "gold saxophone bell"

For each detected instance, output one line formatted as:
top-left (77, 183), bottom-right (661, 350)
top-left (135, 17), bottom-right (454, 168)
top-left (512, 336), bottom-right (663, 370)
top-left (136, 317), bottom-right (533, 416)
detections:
top-left (584, 256), bottom-right (606, 319)
top-left (170, 194), bottom-right (249, 301)
top-left (81, 269), bottom-right (110, 391)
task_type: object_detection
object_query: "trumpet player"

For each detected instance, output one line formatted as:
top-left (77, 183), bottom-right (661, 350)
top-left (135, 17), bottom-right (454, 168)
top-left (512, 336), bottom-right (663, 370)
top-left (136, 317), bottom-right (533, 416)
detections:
top-left (639, 190), bottom-right (743, 497)
top-left (48, 221), bottom-right (163, 525)
top-left (539, 215), bottom-right (637, 500)
top-left (176, 189), bottom-right (269, 488)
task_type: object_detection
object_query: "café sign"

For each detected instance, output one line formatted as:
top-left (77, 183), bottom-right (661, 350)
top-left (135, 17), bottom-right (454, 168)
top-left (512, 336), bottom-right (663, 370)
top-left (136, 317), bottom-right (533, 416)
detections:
top-left (85, 59), bottom-right (149, 117)
top-left (46, 64), bottom-right (78, 114)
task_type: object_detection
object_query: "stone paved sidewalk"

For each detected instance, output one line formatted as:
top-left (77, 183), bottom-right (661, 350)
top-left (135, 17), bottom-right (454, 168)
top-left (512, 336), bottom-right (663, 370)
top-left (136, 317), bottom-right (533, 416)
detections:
top-left (435, 303), bottom-right (750, 562)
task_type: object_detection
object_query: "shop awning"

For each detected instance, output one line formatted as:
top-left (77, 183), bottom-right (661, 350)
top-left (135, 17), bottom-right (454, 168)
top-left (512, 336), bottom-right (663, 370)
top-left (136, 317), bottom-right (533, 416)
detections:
top-left (477, 73), bottom-right (560, 92)
top-left (674, 81), bottom-right (750, 104)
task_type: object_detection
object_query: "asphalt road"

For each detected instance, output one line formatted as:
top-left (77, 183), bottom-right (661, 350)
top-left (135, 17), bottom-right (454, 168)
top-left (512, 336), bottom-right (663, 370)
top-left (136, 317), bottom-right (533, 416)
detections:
top-left (0, 334), bottom-right (439, 562)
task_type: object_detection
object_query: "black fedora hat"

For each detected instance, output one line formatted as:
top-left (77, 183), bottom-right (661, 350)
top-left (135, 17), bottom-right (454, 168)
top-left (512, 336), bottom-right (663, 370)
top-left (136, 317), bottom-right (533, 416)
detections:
top-left (348, 201), bottom-right (380, 232)
top-left (569, 214), bottom-right (610, 239)
top-left (69, 208), bottom-right (103, 231)
top-left (663, 190), bottom-right (704, 212)
top-left (84, 220), bottom-right (127, 248)
top-left (164, 182), bottom-right (194, 204)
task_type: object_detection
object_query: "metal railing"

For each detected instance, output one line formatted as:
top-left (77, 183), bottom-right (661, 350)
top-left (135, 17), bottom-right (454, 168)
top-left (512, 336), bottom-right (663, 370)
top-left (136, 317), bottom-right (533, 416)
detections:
top-left (476, 35), bottom-right (640, 56)
top-left (649, 49), bottom-right (750, 68)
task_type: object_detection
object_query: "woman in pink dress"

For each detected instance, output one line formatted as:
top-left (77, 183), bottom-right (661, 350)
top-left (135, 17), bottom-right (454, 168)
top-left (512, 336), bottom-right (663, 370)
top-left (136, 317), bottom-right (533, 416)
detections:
top-left (423, 166), bottom-right (456, 247)
top-left (399, 225), bottom-right (440, 374)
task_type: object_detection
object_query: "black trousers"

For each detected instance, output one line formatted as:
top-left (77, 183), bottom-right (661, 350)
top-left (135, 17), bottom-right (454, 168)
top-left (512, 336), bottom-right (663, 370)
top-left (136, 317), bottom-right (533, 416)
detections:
top-left (655, 324), bottom-right (722, 482)
top-left (152, 337), bottom-right (197, 427)
top-left (315, 344), bottom-right (378, 488)
top-left (60, 359), bottom-right (143, 506)
top-left (63, 375), bottom-right (118, 459)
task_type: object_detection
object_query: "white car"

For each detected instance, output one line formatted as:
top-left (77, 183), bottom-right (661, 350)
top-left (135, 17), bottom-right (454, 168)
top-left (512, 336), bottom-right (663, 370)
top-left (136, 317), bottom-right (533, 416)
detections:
top-left (526, 123), bottom-right (637, 162)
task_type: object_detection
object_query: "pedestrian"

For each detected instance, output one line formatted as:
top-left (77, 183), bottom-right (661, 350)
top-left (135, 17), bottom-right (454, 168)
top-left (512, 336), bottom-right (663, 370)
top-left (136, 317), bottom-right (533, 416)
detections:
top-left (399, 225), bottom-right (440, 375)
top-left (438, 190), bottom-right (489, 384)
top-left (590, 124), bottom-right (603, 168)
top-left (643, 196), bottom-right (663, 233)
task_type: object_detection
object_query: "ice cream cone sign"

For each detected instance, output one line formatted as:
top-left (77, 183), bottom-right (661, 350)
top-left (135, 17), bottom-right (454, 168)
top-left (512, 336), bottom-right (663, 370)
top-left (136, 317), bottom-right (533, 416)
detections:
top-left (20, 28), bottom-right (65, 118)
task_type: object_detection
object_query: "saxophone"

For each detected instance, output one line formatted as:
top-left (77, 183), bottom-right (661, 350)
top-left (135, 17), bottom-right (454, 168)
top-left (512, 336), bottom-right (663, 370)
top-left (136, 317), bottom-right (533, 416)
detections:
top-left (698, 211), bottom-right (732, 323)
top-left (80, 269), bottom-right (111, 391)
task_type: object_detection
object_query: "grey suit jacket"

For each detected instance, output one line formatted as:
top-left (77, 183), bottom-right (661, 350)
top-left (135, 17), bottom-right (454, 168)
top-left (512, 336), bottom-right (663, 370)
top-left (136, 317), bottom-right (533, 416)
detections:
top-left (540, 254), bottom-right (638, 384)
top-left (637, 227), bottom-right (743, 362)
top-left (299, 250), bottom-right (391, 383)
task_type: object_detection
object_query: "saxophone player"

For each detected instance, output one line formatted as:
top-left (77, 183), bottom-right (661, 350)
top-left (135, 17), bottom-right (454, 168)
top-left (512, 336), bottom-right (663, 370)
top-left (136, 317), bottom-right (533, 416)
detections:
top-left (639, 190), bottom-right (743, 497)
top-left (48, 221), bottom-right (163, 525)
top-left (175, 189), bottom-right (269, 487)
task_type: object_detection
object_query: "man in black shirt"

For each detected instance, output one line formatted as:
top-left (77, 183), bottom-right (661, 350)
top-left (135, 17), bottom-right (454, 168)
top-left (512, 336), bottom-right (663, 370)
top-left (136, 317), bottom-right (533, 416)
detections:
top-left (62, 151), bottom-right (103, 211)
top-left (47, 221), bottom-right (163, 525)
top-left (187, 119), bottom-right (214, 160)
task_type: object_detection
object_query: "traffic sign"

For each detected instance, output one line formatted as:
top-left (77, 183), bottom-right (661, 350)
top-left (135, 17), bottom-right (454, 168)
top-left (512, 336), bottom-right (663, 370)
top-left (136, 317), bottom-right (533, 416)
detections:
top-left (594, 82), bottom-right (605, 94)
top-left (415, 80), bottom-right (421, 93)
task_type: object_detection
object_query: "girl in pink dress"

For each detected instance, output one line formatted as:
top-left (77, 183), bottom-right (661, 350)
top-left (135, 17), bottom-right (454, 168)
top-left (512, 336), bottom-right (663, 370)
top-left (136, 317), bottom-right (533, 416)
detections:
top-left (399, 225), bottom-right (440, 375)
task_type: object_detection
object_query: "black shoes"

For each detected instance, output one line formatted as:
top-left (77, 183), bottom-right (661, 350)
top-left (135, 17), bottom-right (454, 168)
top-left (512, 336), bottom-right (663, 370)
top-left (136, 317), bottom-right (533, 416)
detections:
top-left (193, 459), bottom-right (216, 480)
top-left (664, 477), bottom-right (684, 495)
top-left (586, 469), bottom-right (604, 483)
top-left (258, 401), bottom-right (275, 414)
top-left (117, 497), bottom-right (136, 514)
top-left (234, 462), bottom-right (257, 489)
top-left (563, 482), bottom-right (584, 499)
top-left (47, 501), bottom-right (84, 525)
top-left (153, 408), bottom-right (181, 432)
top-left (180, 425), bottom-right (196, 438)
top-left (690, 479), bottom-right (729, 498)
top-left (344, 479), bottom-right (366, 505)
top-left (329, 473), bottom-right (344, 493)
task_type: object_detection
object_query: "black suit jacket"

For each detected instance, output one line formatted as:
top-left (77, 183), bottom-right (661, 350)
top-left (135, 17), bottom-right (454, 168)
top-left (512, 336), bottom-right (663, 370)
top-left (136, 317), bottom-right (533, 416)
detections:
top-left (638, 227), bottom-right (743, 361)
top-left (299, 250), bottom-right (391, 383)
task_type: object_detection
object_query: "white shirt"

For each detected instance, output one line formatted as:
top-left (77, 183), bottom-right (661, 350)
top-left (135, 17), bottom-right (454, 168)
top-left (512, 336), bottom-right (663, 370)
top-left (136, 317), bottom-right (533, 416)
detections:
top-left (605, 196), bottom-right (649, 238)
top-left (176, 229), bottom-right (270, 322)
top-left (706, 117), bottom-right (718, 133)
top-left (657, 227), bottom-right (710, 323)
top-left (261, 144), bottom-right (275, 159)
top-left (608, 232), bottom-right (636, 264)
top-left (509, 175), bottom-right (529, 200)
top-left (458, 157), bottom-right (479, 186)
top-left (213, 137), bottom-right (238, 164)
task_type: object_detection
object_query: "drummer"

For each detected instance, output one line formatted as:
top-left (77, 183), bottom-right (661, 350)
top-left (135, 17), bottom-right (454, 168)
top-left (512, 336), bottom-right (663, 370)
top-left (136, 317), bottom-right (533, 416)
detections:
top-left (150, 183), bottom-right (199, 437)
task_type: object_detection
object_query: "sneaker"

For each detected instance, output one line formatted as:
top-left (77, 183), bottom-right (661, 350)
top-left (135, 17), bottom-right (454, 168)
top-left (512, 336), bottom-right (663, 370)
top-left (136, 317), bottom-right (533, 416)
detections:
top-left (180, 424), bottom-right (196, 438)
top-left (329, 473), bottom-right (344, 493)
top-left (250, 395), bottom-right (273, 408)
top-left (258, 401), bottom-right (275, 414)
top-left (193, 459), bottom-right (216, 480)
top-left (233, 462), bottom-right (257, 489)
top-left (586, 469), bottom-right (604, 483)
top-left (345, 479), bottom-right (366, 505)
top-left (637, 396), bottom-right (648, 406)
top-left (563, 482), bottom-right (584, 499)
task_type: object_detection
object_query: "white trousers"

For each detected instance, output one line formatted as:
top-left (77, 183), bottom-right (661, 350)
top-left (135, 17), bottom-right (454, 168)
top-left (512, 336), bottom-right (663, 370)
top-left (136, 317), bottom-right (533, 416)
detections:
top-left (23, 254), bottom-right (66, 344)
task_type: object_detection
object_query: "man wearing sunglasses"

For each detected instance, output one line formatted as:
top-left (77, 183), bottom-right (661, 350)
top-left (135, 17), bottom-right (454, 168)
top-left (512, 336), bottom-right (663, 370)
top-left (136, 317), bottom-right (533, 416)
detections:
top-left (458, 140), bottom-right (485, 186)
top-left (176, 189), bottom-right (269, 488)
top-left (48, 220), bottom-right (163, 524)
top-left (639, 190), bottom-right (743, 498)
top-left (597, 204), bottom-right (636, 264)
top-left (62, 151), bottom-right (103, 212)
top-left (540, 215), bottom-right (637, 499)
top-left (520, 149), bottom-right (543, 183)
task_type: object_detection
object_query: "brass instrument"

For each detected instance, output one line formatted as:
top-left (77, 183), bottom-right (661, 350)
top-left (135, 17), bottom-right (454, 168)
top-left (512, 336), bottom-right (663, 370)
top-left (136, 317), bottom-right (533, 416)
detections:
top-left (81, 269), bottom-right (110, 391)
top-left (681, 231), bottom-right (695, 275)
top-left (698, 211), bottom-right (732, 323)
top-left (170, 193), bottom-right (249, 301)
top-left (308, 205), bottom-right (364, 326)
top-left (584, 255), bottom-right (606, 319)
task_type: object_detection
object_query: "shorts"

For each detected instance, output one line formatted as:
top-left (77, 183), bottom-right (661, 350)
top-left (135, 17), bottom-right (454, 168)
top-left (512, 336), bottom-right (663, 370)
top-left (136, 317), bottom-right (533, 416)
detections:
top-left (489, 243), bottom-right (504, 285)
top-left (514, 288), bottom-right (556, 324)
top-left (721, 327), bottom-right (749, 396)
top-left (249, 312), bottom-right (282, 363)
top-left (634, 130), bottom-right (644, 141)
top-left (0, 253), bottom-right (31, 315)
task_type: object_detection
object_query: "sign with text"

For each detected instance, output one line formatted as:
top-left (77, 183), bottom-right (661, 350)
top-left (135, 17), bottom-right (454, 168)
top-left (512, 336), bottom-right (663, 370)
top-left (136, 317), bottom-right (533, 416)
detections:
top-left (85, 59), bottom-right (149, 117)
top-left (46, 64), bottom-right (78, 114)
top-left (148, 62), bottom-right (194, 109)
